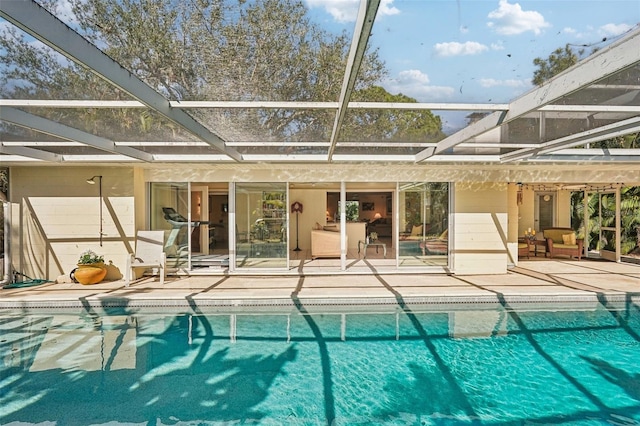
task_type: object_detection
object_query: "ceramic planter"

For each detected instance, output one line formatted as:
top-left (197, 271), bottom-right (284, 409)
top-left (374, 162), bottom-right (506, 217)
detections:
top-left (74, 262), bottom-right (107, 285)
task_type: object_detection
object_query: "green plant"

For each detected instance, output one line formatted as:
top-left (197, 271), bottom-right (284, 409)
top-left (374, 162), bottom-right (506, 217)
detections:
top-left (78, 249), bottom-right (104, 265)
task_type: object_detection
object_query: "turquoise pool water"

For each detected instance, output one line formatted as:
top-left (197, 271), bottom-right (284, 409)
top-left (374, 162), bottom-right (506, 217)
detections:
top-left (1, 302), bottom-right (639, 425)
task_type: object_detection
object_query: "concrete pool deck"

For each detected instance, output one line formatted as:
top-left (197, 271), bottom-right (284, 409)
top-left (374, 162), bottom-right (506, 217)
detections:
top-left (1, 258), bottom-right (639, 310)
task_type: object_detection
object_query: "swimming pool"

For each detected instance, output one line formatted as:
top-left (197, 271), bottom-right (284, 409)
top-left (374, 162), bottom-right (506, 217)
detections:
top-left (1, 301), bottom-right (639, 425)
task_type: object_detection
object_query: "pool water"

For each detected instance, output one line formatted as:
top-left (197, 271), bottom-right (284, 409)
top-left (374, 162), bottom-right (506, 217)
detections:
top-left (1, 302), bottom-right (639, 425)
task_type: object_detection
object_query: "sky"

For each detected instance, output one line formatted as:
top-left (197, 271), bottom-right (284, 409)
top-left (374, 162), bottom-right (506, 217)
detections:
top-left (305, 0), bottom-right (640, 130)
top-left (2, 0), bottom-right (638, 134)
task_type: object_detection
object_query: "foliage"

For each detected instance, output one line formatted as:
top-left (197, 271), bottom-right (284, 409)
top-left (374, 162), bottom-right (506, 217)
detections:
top-left (341, 86), bottom-right (445, 144)
top-left (78, 249), bottom-right (104, 265)
top-left (532, 43), bottom-right (638, 149)
top-left (532, 44), bottom-right (581, 86)
top-left (570, 187), bottom-right (640, 255)
top-left (343, 201), bottom-right (360, 222)
top-left (590, 133), bottom-right (640, 149)
top-left (536, 43), bottom-right (639, 257)
top-left (403, 182), bottom-right (448, 234)
top-left (0, 0), bottom-right (443, 146)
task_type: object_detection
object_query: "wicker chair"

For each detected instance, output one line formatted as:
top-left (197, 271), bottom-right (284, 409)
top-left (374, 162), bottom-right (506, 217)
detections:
top-left (518, 240), bottom-right (531, 259)
top-left (543, 228), bottom-right (583, 260)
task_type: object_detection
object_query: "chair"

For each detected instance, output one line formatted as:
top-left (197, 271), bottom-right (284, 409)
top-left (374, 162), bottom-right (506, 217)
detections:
top-left (543, 228), bottom-right (583, 260)
top-left (125, 230), bottom-right (166, 286)
top-left (518, 240), bottom-right (530, 259)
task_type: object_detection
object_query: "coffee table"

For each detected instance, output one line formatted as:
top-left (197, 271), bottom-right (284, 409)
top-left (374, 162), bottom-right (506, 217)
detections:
top-left (358, 240), bottom-right (387, 258)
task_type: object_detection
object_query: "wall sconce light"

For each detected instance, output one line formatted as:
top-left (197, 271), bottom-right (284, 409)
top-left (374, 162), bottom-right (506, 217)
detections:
top-left (516, 182), bottom-right (523, 206)
top-left (86, 175), bottom-right (103, 246)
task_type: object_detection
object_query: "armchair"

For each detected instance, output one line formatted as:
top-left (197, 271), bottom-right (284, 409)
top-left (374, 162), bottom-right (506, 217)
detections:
top-left (543, 228), bottom-right (583, 260)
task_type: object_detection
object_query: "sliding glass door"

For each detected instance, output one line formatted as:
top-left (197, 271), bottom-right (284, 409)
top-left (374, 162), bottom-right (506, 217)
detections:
top-left (150, 182), bottom-right (190, 269)
top-left (235, 183), bottom-right (288, 269)
top-left (398, 182), bottom-right (449, 267)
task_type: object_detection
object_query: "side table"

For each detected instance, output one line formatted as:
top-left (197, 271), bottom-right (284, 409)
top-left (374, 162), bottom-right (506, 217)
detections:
top-left (358, 240), bottom-right (387, 258)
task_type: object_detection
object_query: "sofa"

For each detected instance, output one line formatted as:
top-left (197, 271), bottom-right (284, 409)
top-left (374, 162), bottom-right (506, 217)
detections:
top-left (543, 227), bottom-right (583, 260)
top-left (311, 228), bottom-right (347, 258)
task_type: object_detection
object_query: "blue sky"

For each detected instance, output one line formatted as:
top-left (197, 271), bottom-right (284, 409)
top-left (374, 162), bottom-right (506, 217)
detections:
top-left (2, 0), bottom-right (638, 133)
top-left (306, 0), bottom-right (640, 112)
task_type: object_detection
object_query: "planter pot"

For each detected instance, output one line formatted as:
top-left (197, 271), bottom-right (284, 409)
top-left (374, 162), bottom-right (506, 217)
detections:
top-left (74, 262), bottom-right (107, 285)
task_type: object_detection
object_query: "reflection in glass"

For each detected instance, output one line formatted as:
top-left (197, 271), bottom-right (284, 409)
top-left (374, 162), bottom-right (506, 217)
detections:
top-left (398, 182), bottom-right (449, 267)
top-left (150, 182), bottom-right (189, 268)
top-left (235, 183), bottom-right (288, 269)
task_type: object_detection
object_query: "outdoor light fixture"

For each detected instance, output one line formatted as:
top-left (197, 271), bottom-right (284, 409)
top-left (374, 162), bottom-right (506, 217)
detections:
top-left (517, 182), bottom-right (523, 206)
top-left (86, 175), bottom-right (103, 246)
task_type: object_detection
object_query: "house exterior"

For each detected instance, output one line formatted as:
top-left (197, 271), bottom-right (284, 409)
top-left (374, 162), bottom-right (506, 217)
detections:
top-left (4, 163), bottom-right (639, 282)
top-left (1, 1), bottom-right (640, 283)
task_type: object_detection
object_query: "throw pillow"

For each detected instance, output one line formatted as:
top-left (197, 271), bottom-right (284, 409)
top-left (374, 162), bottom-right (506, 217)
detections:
top-left (323, 225), bottom-right (339, 232)
top-left (562, 233), bottom-right (576, 245)
top-left (411, 225), bottom-right (422, 236)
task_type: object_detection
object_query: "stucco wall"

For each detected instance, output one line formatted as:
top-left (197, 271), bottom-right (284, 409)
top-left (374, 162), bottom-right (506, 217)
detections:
top-left (9, 167), bottom-right (135, 281)
top-left (454, 182), bottom-right (508, 275)
top-left (289, 189), bottom-right (327, 252)
top-left (7, 164), bottom-right (639, 279)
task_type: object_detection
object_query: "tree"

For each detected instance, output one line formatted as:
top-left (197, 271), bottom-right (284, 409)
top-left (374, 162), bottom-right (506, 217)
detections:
top-left (532, 44), bottom-right (581, 86)
top-left (341, 86), bottom-right (445, 147)
top-left (0, 0), bottom-right (443, 147)
top-left (534, 44), bottom-right (640, 257)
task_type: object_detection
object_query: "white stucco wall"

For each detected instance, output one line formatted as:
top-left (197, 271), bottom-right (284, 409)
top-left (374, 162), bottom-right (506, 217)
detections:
top-left (6, 164), bottom-right (640, 280)
top-left (289, 188), bottom-right (327, 251)
top-left (9, 167), bottom-right (135, 281)
top-left (453, 182), bottom-right (509, 275)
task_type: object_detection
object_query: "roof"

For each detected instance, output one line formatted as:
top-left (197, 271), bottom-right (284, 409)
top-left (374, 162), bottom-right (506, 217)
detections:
top-left (1, 0), bottom-right (639, 166)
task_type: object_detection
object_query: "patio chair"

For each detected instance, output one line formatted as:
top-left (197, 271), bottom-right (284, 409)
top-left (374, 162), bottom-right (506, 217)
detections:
top-left (125, 230), bottom-right (166, 286)
top-left (518, 240), bottom-right (530, 259)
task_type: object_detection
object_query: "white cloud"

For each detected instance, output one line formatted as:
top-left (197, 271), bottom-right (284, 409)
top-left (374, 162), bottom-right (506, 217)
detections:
top-left (398, 69), bottom-right (430, 84)
top-left (379, 0), bottom-right (400, 17)
top-left (479, 78), bottom-right (529, 89)
top-left (306, 0), bottom-right (398, 23)
top-left (384, 69), bottom-right (455, 101)
top-left (487, 0), bottom-right (550, 35)
top-left (490, 41), bottom-right (505, 51)
top-left (434, 41), bottom-right (488, 57)
top-left (599, 23), bottom-right (633, 37)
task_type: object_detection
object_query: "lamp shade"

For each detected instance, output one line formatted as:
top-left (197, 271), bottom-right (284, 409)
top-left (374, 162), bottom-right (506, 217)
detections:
top-left (374, 212), bottom-right (382, 219)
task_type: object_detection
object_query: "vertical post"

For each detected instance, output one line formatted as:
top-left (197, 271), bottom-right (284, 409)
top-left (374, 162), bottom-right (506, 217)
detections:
top-left (98, 176), bottom-right (103, 247)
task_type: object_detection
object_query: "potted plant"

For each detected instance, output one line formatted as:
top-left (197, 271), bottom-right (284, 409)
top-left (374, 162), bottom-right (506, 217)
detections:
top-left (73, 249), bottom-right (107, 285)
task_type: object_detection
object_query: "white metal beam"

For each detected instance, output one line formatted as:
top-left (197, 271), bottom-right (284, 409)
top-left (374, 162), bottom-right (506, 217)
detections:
top-left (0, 0), bottom-right (242, 162)
top-left (500, 116), bottom-right (640, 162)
top-left (327, 0), bottom-right (381, 161)
top-left (0, 144), bottom-right (62, 162)
top-left (0, 107), bottom-right (154, 162)
top-left (415, 27), bottom-right (640, 162)
top-left (5, 99), bottom-right (640, 115)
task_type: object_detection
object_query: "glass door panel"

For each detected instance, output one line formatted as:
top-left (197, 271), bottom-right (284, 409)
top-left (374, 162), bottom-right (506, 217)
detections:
top-left (190, 185), bottom-right (209, 255)
top-left (398, 182), bottom-right (449, 267)
top-left (599, 191), bottom-right (617, 261)
top-left (150, 182), bottom-right (189, 269)
top-left (235, 183), bottom-right (288, 269)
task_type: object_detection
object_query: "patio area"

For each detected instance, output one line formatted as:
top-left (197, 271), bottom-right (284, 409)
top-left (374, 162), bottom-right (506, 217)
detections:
top-left (2, 258), bottom-right (638, 311)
